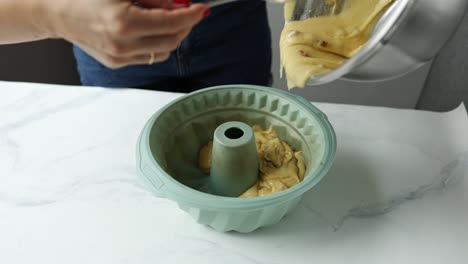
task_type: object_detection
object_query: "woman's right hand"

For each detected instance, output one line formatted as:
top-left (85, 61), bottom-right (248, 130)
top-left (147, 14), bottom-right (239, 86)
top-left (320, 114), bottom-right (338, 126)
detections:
top-left (39, 0), bottom-right (209, 69)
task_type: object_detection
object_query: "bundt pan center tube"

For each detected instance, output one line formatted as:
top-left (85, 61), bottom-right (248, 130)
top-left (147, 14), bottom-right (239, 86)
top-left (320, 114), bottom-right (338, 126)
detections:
top-left (210, 121), bottom-right (259, 197)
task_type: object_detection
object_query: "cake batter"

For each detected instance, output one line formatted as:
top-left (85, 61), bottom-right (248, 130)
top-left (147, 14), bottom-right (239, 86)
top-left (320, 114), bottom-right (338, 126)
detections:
top-left (280, 0), bottom-right (394, 88)
top-left (198, 125), bottom-right (306, 198)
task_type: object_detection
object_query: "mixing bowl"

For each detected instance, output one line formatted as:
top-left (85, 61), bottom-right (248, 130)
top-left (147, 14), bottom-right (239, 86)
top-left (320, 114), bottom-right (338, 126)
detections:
top-left (136, 85), bottom-right (336, 232)
top-left (302, 0), bottom-right (468, 85)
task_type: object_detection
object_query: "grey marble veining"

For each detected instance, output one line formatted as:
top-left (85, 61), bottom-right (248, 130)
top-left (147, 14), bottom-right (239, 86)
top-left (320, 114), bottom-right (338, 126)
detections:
top-left (334, 152), bottom-right (468, 230)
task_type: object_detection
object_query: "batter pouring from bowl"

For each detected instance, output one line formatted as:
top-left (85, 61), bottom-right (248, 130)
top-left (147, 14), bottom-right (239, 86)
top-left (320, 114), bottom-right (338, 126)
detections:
top-left (280, 0), bottom-right (394, 89)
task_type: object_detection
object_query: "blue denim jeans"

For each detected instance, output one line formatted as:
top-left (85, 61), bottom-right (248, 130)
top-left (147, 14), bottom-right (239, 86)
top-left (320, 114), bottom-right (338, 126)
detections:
top-left (73, 0), bottom-right (272, 93)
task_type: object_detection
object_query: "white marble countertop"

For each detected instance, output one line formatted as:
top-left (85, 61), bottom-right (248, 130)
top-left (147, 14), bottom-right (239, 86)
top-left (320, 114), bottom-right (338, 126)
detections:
top-left (1, 81), bottom-right (467, 264)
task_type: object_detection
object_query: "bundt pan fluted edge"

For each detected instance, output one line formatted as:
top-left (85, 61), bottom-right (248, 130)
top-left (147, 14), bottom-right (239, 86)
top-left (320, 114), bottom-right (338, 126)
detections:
top-left (136, 85), bottom-right (337, 233)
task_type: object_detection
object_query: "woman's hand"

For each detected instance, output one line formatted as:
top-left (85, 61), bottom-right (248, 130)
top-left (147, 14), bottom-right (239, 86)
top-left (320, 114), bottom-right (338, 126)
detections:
top-left (39, 0), bottom-right (208, 68)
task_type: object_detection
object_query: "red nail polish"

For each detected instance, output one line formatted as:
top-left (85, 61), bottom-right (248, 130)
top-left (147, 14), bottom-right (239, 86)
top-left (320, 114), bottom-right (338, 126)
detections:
top-left (204, 8), bottom-right (211, 18)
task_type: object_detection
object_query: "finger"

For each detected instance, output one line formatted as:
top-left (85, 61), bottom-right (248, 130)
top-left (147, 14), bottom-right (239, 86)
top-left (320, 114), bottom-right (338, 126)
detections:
top-left (119, 28), bottom-right (191, 56)
top-left (128, 3), bottom-right (208, 35)
top-left (77, 43), bottom-right (171, 69)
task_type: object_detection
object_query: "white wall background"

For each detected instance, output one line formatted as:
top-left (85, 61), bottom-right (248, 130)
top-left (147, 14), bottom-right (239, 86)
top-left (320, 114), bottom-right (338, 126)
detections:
top-left (266, 3), bottom-right (432, 109)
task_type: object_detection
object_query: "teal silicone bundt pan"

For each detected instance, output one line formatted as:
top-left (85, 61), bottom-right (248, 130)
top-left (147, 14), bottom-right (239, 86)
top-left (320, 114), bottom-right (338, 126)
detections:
top-left (136, 85), bottom-right (337, 233)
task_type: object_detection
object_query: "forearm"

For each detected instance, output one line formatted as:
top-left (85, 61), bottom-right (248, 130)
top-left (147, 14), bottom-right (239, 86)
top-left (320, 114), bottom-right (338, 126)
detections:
top-left (0, 0), bottom-right (52, 44)
top-left (0, 0), bottom-right (208, 68)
